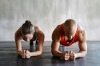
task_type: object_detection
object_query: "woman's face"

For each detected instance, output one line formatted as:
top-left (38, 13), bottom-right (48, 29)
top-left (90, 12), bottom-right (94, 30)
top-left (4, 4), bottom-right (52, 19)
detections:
top-left (22, 33), bottom-right (33, 41)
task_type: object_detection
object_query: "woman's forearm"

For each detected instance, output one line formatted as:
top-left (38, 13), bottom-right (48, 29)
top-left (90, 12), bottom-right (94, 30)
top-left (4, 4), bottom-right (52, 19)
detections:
top-left (30, 51), bottom-right (42, 56)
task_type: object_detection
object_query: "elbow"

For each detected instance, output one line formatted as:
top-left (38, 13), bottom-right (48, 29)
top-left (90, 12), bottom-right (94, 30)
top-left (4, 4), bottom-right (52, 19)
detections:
top-left (82, 50), bottom-right (87, 57)
top-left (51, 49), bottom-right (56, 56)
top-left (38, 51), bottom-right (42, 55)
top-left (84, 51), bottom-right (87, 56)
top-left (78, 50), bottom-right (87, 58)
top-left (51, 49), bottom-right (54, 55)
top-left (39, 51), bottom-right (42, 55)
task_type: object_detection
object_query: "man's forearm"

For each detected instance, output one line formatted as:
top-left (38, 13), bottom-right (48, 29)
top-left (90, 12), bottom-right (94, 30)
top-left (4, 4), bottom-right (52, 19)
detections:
top-left (51, 50), bottom-right (63, 58)
top-left (75, 51), bottom-right (87, 58)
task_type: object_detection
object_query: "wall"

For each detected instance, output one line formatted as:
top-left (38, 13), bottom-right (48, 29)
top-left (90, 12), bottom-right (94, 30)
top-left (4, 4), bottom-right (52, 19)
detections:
top-left (0, 0), bottom-right (100, 41)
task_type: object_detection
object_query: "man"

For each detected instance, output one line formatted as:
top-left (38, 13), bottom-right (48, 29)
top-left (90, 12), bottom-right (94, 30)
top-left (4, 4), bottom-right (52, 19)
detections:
top-left (15, 20), bottom-right (44, 58)
top-left (51, 19), bottom-right (87, 60)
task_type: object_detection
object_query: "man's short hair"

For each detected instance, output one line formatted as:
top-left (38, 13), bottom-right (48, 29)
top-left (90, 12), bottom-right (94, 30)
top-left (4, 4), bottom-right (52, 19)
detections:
top-left (64, 19), bottom-right (76, 27)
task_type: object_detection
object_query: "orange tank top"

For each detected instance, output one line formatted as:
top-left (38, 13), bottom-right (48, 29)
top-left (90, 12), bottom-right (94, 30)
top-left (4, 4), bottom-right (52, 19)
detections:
top-left (60, 23), bottom-right (78, 46)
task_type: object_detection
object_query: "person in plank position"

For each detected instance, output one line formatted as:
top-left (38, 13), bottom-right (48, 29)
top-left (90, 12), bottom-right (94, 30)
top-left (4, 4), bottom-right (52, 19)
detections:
top-left (15, 20), bottom-right (44, 58)
top-left (51, 19), bottom-right (87, 60)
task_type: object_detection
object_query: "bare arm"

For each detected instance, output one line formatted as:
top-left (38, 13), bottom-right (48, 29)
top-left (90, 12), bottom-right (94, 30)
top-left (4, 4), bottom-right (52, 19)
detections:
top-left (51, 39), bottom-right (63, 57)
top-left (15, 32), bottom-right (23, 55)
top-left (51, 26), bottom-right (69, 60)
top-left (51, 32), bottom-right (69, 60)
top-left (75, 30), bottom-right (87, 58)
top-left (51, 25), bottom-right (63, 57)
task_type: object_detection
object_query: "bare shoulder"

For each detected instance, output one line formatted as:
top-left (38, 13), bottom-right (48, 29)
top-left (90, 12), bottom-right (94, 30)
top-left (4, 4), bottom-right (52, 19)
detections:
top-left (15, 27), bottom-right (22, 40)
top-left (77, 25), bottom-right (86, 42)
top-left (35, 26), bottom-right (42, 32)
top-left (52, 25), bottom-right (61, 41)
top-left (35, 26), bottom-right (40, 30)
top-left (34, 26), bottom-right (44, 38)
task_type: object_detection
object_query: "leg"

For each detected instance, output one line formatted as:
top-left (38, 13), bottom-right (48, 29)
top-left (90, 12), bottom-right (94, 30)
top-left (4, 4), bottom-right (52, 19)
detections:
top-left (30, 40), bottom-right (38, 52)
top-left (36, 39), bottom-right (38, 46)
top-left (35, 40), bottom-right (38, 50)
top-left (30, 41), bottom-right (34, 52)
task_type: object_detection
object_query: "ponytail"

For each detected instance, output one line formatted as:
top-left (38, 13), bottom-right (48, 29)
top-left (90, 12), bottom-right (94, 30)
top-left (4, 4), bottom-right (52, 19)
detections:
top-left (21, 20), bottom-right (34, 35)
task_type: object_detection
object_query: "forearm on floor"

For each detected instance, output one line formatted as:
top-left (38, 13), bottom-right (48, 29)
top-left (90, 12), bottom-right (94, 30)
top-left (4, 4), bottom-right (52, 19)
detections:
top-left (30, 51), bottom-right (42, 56)
top-left (75, 51), bottom-right (87, 58)
top-left (51, 50), bottom-right (63, 58)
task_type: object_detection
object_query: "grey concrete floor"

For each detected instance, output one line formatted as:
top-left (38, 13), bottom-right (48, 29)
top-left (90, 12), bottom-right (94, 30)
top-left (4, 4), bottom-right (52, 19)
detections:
top-left (0, 41), bottom-right (100, 66)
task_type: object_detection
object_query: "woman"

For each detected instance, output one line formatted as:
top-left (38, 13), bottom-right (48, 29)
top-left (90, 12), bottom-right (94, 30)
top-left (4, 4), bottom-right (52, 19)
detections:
top-left (15, 20), bottom-right (44, 58)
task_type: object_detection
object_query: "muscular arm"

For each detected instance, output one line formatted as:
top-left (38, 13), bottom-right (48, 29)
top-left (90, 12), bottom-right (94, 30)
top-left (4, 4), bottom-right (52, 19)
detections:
top-left (51, 33), bottom-right (69, 60)
top-left (51, 26), bottom-right (64, 58)
top-left (51, 40), bottom-right (63, 58)
top-left (75, 30), bottom-right (87, 58)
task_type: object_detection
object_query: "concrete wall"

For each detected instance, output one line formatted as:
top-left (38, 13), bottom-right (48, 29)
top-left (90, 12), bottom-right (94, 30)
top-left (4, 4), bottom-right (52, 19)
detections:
top-left (0, 0), bottom-right (100, 41)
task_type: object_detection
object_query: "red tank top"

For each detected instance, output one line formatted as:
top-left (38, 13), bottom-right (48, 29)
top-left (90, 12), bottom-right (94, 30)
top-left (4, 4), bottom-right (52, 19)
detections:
top-left (60, 23), bottom-right (78, 46)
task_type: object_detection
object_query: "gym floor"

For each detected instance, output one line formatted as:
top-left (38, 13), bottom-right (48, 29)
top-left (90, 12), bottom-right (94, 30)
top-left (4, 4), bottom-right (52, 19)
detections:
top-left (0, 41), bottom-right (100, 66)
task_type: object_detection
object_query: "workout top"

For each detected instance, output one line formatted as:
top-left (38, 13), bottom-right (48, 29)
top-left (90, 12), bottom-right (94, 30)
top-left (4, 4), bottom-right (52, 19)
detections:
top-left (30, 28), bottom-right (37, 41)
top-left (60, 23), bottom-right (78, 46)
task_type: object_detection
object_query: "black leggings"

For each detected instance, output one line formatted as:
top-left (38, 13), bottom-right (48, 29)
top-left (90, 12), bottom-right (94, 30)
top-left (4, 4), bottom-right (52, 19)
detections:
top-left (29, 40), bottom-right (38, 52)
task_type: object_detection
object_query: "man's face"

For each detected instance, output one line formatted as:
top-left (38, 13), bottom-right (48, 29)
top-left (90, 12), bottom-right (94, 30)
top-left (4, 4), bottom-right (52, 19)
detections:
top-left (22, 33), bottom-right (33, 41)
